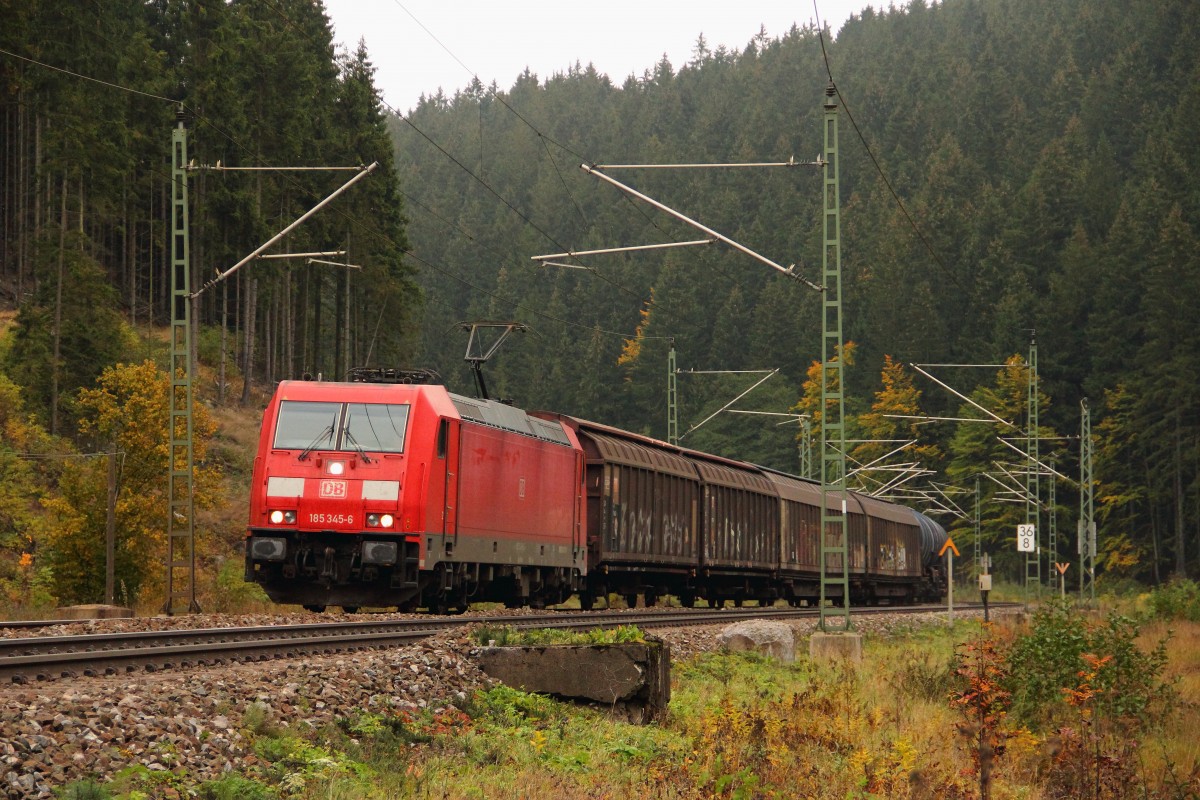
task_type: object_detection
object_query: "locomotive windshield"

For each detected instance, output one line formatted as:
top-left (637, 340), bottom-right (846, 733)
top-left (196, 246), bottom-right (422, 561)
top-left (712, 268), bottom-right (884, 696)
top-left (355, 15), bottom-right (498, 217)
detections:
top-left (274, 401), bottom-right (341, 449)
top-left (274, 400), bottom-right (409, 454)
top-left (343, 402), bottom-right (409, 453)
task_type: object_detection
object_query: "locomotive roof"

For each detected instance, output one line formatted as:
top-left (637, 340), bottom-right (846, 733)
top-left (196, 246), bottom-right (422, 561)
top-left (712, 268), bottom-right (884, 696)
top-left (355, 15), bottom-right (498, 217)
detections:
top-left (449, 393), bottom-right (572, 446)
top-left (269, 381), bottom-right (572, 447)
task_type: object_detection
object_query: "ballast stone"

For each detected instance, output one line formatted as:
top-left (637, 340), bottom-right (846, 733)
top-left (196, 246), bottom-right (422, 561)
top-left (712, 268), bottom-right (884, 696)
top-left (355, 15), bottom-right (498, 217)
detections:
top-left (717, 620), bottom-right (796, 663)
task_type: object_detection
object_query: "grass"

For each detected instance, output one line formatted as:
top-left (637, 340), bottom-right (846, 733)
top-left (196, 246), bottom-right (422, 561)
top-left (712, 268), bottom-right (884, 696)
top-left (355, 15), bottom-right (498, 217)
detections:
top-left (471, 624), bottom-right (647, 647)
top-left (59, 601), bottom-right (1200, 799)
top-left (49, 573), bottom-right (1200, 799)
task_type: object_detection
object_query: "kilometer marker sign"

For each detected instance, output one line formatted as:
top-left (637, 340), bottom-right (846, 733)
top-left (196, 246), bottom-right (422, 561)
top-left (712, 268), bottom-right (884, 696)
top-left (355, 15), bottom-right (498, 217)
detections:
top-left (1016, 523), bottom-right (1036, 552)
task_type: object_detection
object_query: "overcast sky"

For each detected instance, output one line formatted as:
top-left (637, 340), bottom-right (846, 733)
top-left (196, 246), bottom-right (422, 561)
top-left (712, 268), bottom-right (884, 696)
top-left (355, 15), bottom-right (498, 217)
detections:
top-left (322, 1), bottom-right (884, 114)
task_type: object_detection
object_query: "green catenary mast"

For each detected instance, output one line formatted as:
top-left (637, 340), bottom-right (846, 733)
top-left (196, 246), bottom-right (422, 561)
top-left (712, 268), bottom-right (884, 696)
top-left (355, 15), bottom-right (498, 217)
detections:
top-left (818, 84), bottom-right (850, 632)
top-left (165, 107), bottom-right (200, 614)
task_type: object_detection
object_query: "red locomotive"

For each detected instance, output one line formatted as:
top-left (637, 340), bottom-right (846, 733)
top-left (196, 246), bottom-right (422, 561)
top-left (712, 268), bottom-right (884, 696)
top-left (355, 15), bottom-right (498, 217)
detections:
top-left (245, 370), bottom-right (947, 612)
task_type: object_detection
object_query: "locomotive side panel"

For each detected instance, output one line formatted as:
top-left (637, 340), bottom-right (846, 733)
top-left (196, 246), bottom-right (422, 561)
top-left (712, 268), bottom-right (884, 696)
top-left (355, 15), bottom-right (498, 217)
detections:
top-left (448, 421), bottom-right (579, 568)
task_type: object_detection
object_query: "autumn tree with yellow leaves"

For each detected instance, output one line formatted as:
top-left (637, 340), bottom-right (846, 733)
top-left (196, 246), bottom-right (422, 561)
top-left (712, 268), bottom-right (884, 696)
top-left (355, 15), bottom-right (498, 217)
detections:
top-left (852, 356), bottom-right (943, 495)
top-left (0, 375), bottom-right (68, 611)
top-left (42, 361), bottom-right (224, 606)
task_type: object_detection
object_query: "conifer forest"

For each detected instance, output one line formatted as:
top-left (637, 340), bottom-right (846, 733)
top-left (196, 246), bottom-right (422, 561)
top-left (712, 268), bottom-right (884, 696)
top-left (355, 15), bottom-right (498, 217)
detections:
top-left (0, 0), bottom-right (1198, 605)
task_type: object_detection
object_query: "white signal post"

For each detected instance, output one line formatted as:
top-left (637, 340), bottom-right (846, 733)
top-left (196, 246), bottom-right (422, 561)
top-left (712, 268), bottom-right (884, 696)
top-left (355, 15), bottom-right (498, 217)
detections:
top-left (939, 537), bottom-right (960, 625)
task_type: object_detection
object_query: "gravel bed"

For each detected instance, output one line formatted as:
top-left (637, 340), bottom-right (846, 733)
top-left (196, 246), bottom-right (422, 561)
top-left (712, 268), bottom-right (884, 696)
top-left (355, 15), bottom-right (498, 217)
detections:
top-left (0, 608), bottom-right (1001, 797)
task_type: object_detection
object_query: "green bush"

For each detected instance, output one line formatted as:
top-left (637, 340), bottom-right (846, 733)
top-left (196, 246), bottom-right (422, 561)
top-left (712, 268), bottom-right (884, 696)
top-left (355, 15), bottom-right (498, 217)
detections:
top-left (1005, 601), bottom-right (1089, 726)
top-left (466, 684), bottom-right (561, 726)
top-left (1004, 599), bottom-right (1174, 730)
top-left (198, 775), bottom-right (277, 800)
top-left (1147, 579), bottom-right (1200, 621)
top-left (196, 325), bottom-right (241, 376)
top-left (894, 650), bottom-right (956, 702)
top-left (56, 781), bottom-right (111, 800)
top-left (210, 557), bottom-right (270, 613)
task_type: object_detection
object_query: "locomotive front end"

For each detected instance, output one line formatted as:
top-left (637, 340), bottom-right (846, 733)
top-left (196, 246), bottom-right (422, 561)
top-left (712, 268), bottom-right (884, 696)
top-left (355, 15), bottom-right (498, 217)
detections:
top-left (245, 380), bottom-right (446, 611)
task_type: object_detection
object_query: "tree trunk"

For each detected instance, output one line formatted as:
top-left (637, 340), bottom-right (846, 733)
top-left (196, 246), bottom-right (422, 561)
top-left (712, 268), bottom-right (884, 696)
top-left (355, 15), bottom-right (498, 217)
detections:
top-left (51, 172), bottom-right (67, 435)
top-left (240, 276), bottom-right (256, 406)
top-left (283, 267), bottom-right (294, 377)
top-left (1175, 410), bottom-right (1187, 578)
top-left (125, 178), bottom-right (135, 325)
top-left (335, 262), bottom-right (346, 379)
top-left (299, 265), bottom-right (310, 374)
top-left (311, 267), bottom-right (323, 378)
top-left (264, 284), bottom-right (274, 383)
top-left (218, 279), bottom-right (228, 405)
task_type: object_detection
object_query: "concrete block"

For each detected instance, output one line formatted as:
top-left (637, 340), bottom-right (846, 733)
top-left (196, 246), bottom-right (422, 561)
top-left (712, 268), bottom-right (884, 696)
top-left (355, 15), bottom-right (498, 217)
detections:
top-left (56, 604), bottom-right (134, 620)
top-left (808, 631), bottom-right (863, 663)
top-left (476, 638), bottom-right (670, 723)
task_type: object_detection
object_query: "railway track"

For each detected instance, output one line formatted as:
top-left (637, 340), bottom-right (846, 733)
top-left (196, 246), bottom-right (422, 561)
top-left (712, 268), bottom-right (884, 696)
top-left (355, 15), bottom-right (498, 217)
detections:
top-left (0, 603), bottom-right (1003, 684)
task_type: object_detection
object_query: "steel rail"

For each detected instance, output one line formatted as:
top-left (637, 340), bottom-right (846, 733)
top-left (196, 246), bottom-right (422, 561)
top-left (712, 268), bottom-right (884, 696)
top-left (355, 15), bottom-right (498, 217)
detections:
top-left (1, 603), bottom-right (1011, 684)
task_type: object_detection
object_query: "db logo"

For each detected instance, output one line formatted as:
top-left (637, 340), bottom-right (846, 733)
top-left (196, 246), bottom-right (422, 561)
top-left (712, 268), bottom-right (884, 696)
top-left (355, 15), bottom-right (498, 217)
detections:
top-left (320, 480), bottom-right (348, 498)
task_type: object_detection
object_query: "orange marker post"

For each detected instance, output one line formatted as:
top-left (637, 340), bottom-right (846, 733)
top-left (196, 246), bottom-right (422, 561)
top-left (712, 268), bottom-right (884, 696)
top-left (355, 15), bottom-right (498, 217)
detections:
top-left (939, 537), bottom-right (960, 624)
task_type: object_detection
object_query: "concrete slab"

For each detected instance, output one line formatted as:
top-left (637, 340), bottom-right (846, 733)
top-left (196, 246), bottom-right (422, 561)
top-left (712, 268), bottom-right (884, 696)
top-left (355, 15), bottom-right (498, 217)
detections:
top-left (476, 639), bottom-right (670, 723)
top-left (808, 630), bottom-right (863, 663)
top-left (56, 604), bottom-right (134, 620)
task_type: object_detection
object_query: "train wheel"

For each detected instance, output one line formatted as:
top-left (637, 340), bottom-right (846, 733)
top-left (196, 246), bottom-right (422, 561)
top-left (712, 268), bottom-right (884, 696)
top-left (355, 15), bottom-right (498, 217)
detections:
top-left (624, 593), bottom-right (639, 609)
top-left (303, 604), bottom-right (326, 613)
top-left (341, 606), bottom-right (359, 614)
top-left (680, 593), bottom-right (695, 609)
top-left (734, 597), bottom-right (744, 608)
top-left (643, 592), bottom-right (658, 608)
top-left (579, 594), bottom-right (595, 611)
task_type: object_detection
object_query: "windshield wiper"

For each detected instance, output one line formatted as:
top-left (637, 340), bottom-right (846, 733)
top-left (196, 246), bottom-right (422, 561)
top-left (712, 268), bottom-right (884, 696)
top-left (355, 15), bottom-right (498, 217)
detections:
top-left (297, 424), bottom-right (334, 461)
top-left (343, 428), bottom-right (373, 464)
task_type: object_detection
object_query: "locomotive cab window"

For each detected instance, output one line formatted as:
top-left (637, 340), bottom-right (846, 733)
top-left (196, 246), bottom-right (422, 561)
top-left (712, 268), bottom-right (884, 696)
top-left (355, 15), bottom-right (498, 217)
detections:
top-left (342, 403), bottom-right (409, 453)
top-left (273, 400), bottom-right (409, 454)
top-left (274, 401), bottom-right (342, 450)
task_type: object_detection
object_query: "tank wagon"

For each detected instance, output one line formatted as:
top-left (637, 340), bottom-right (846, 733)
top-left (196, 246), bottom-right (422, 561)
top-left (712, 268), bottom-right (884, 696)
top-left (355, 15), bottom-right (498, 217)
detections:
top-left (245, 375), bottom-right (947, 612)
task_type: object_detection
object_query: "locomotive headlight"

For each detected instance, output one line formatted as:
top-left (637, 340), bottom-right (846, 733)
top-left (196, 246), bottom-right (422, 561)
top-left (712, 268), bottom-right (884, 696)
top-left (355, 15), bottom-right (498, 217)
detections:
top-left (270, 510), bottom-right (284, 524)
top-left (366, 513), bottom-right (380, 527)
top-left (284, 510), bottom-right (296, 524)
top-left (327, 460), bottom-right (346, 476)
top-left (380, 514), bottom-right (394, 528)
top-left (269, 510), bottom-right (297, 525)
